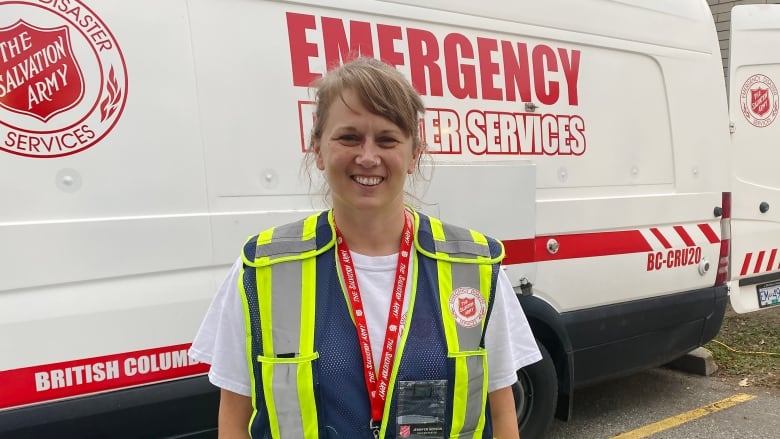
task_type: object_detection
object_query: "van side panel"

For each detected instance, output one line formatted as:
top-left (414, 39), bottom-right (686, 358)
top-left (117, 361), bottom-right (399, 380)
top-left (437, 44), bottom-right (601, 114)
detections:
top-left (728, 5), bottom-right (780, 313)
top-left (0, 0), bottom-right (219, 432)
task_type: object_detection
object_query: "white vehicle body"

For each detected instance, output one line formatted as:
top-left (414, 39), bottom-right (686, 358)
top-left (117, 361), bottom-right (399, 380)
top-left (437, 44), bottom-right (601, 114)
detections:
top-left (727, 5), bottom-right (780, 313)
top-left (0, 1), bottom-right (777, 437)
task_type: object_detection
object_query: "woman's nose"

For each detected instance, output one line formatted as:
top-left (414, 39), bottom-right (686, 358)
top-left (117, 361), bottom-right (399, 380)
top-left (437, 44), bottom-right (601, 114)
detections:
top-left (355, 139), bottom-right (380, 167)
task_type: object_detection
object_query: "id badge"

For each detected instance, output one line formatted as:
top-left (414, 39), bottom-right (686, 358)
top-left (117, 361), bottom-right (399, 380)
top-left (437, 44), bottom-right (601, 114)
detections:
top-left (396, 380), bottom-right (447, 438)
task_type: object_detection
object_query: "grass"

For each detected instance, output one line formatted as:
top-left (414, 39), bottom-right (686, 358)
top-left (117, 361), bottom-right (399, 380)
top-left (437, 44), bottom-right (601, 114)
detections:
top-left (705, 305), bottom-right (780, 389)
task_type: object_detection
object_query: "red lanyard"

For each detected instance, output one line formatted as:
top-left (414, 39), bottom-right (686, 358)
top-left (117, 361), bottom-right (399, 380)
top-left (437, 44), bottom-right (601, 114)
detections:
top-left (334, 210), bottom-right (414, 423)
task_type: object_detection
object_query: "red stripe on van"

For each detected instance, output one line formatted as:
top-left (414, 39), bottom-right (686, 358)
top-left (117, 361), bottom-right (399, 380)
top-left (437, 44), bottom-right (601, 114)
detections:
top-left (754, 251), bottom-right (766, 274)
top-left (740, 253), bottom-right (752, 276)
top-left (674, 225), bottom-right (696, 247)
top-left (533, 230), bottom-right (652, 262)
top-left (698, 224), bottom-right (720, 244)
top-left (767, 249), bottom-right (778, 272)
top-left (502, 227), bottom-right (719, 265)
top-left (650, 228), bottom-right (672, 249)
top-left (502, 238), bottom-right (535, 265)
top-left (0, 344), bottom-right (207, 410)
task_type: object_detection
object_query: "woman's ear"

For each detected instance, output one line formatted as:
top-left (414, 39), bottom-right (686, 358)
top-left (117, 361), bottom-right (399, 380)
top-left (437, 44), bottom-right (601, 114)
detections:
top-left (407, 145), bottom-right (422, 174)
top-left (313, 141), bottom-right (325, 171)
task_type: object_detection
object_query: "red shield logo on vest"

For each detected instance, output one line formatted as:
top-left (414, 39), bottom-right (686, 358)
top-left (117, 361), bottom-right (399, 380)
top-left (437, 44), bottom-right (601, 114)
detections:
top-left (458, 297), bottom-right (476, 318)
top-left (449, 287), bottom-right (487, 328)
top-left (0, 20), bottom-right (84, 122)
top-left (751, 87), bottom-right (769, 117)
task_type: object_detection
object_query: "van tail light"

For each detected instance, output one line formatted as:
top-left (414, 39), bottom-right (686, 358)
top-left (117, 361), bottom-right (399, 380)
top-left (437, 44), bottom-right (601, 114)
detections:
top-left (715, 192), bottom-right (731, 286)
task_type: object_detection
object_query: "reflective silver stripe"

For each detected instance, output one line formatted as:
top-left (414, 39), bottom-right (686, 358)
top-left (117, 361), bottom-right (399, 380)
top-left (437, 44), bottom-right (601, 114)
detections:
top-left (451, 261), bottom-right (487, 435)
top-left (465, 354), bottom-right (486, 435)
top-left (271, 261), bottom-right (303, 355)
top-left (435, 224), bottom-right (491, 258)
top-left (270, 362), bottom-right (305, 437)
top-left (257, 239), bottom-right (316, 258)
top-left (256, 220), bottom-right (315, 259)
top-left (266, 220), bottom-right (308, 437)
top-left (451, 262), bottom-right (485, 351)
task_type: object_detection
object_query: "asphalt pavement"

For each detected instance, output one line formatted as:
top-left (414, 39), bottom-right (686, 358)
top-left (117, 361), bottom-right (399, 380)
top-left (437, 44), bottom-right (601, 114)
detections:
top-left (545, 367), bottom-right (779, 438)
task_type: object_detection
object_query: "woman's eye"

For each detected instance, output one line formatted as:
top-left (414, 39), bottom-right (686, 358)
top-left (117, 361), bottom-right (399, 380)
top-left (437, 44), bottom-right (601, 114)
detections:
top-left (377, 137), bottom-right (399, 148)
top-left (337, 135), bottom-right (361, 145)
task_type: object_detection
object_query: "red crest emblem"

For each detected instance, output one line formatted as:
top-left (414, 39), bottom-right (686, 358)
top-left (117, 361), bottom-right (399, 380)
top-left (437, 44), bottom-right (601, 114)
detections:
top-left (458, 297), bottom-right (476, 318)
top-left (0, 20), bottom-right (84, 122)
top-left (0, 1), bottom-right (127, 158)
top-left (740, 74), bottom-right (779, 128)
top-left (751, 87), bottom-right (770, 117)
top-left (449, 287), bottom-right (487, 328)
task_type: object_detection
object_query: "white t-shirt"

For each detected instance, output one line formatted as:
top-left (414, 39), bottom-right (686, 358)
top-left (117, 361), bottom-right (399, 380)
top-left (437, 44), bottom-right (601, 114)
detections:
top-left (190, 251), bottom-right (541, 396)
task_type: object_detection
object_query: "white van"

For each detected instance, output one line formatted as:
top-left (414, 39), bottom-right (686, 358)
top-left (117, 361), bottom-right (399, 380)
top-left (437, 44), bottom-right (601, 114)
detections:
top-left (1, 1), bottom-right (777, 437)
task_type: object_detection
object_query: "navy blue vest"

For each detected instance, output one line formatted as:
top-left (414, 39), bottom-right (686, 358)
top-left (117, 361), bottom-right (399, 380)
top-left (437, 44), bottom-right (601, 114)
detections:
top-left (242, 211), bottom-right (503, 438)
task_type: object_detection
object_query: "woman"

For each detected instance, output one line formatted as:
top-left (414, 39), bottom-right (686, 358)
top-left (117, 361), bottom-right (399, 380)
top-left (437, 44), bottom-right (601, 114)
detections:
top-left (190, 57), bottom-right (541, 438)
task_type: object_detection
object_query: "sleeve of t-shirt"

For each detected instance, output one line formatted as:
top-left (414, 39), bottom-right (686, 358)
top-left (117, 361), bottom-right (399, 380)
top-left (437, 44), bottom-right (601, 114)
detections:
top-left (485, 268), bottom-right (543, 392)
top-left (188, 257), bottom-right (252, 396)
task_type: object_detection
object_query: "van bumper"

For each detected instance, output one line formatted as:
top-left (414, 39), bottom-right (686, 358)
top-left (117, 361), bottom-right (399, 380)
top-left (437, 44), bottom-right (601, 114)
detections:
top-left (0, 375), bottom-right (219, 438)
top-left (563, 285), bottom-right (729, 388)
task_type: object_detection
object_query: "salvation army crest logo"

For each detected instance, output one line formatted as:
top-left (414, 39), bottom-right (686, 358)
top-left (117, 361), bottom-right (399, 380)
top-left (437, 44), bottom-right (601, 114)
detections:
top-left (459, 297), bottom-right (476, 317)
top-left (751, 88), bottom-right (769, 117)
top-left (0, 1), bottom-right (127, 158)
top-left (0, 21), bottom-right (84, 121)
top-left (448, 287), bottom-right (486, 328)
top-left (740, 74), bottom-right (779, 128)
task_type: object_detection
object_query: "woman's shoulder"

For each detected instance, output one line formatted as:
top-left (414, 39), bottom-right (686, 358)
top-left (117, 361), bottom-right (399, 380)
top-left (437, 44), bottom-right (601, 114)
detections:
top-left (412, 209), bottom-right (504, 263)
top-left (242, 210), bottom-right (335, 267)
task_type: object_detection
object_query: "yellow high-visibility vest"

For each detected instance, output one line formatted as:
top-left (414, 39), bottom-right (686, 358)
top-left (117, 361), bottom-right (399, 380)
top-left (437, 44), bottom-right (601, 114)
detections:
top-left (239, 209), bottom-right (505, 438)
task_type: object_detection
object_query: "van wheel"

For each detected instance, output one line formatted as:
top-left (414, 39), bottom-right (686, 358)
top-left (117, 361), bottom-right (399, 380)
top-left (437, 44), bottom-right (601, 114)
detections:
top-left (512, 340), bottom-right (557, 439)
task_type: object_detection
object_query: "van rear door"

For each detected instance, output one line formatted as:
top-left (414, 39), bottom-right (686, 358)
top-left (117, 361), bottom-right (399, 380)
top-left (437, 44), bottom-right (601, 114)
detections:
top-left (727, 4), bottom-right (780, 313)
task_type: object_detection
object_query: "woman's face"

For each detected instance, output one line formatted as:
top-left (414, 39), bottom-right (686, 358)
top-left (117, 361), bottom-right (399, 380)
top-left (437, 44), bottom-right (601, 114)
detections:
top-left (314, 89), bottom-right (420, 218)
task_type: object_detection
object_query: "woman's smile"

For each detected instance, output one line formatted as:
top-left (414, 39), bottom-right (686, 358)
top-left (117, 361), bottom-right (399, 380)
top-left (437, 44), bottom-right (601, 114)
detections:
top-left (353, 175), bottom-right (384, 186)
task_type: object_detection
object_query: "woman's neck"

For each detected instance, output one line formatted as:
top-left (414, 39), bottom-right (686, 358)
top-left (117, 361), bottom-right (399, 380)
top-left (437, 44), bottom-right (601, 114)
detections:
top-left (333, 207), bottom-right (408, 256)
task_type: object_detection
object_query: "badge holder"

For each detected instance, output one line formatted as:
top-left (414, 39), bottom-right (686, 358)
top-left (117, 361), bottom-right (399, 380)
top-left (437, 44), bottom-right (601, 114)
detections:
top-left (396, 380), bottom-right (447, 438)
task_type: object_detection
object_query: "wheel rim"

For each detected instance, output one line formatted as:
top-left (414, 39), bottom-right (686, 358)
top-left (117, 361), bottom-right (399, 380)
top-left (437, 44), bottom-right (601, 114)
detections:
top-left (512, 368), bottom-right (534, 429)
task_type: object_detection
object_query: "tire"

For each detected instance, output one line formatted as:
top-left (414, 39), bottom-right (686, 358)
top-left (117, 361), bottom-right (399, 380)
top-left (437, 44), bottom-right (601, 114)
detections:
top-left (512, 340), bottom-right (557, 439)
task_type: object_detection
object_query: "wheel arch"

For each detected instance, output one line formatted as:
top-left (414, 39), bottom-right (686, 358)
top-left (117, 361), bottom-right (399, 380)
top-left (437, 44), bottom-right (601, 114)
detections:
top-left (518, 294), bottom-right (574, 421)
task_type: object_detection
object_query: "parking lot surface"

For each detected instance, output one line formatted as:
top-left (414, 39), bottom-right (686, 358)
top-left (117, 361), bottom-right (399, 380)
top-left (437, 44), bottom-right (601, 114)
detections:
top-left (546, 367), bottom-right (779, 438)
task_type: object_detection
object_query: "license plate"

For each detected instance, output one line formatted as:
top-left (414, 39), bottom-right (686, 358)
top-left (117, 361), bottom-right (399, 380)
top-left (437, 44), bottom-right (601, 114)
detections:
top-left (757, 281), bottom-right (780, 308)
